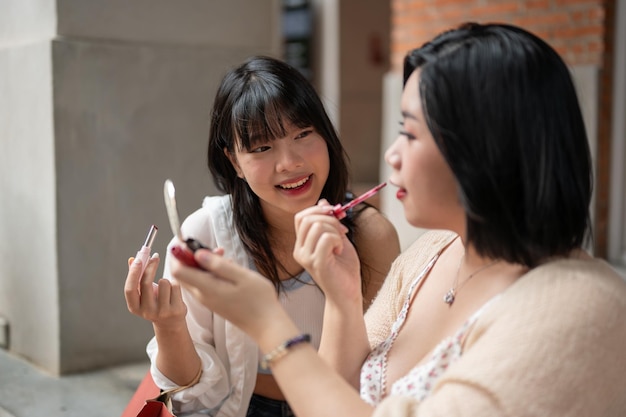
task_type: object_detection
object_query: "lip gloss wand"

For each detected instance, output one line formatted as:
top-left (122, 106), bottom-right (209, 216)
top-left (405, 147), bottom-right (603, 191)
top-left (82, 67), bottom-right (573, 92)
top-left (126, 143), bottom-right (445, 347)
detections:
top-left (330, 182), bottom-right (387, 218)
top-left (135, 224), bottom-right (158, 276)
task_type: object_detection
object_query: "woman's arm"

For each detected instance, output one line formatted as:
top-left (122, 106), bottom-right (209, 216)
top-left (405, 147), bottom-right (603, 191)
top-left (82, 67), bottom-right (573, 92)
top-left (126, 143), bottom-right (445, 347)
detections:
top-left (125, 205), bottom-right (236, 412)
top-left (170, 249), bottom-right (376, 417)
top-left (293, 203), bottom-right (399, 386)
top-left (256, 309), bottom-right (376, 417)
top-left (352, 206), bottom-right (400, 308)
top-left (124, 253), bottom-right (202, 386)
top-left (293, 202), bottom-right (375, 386)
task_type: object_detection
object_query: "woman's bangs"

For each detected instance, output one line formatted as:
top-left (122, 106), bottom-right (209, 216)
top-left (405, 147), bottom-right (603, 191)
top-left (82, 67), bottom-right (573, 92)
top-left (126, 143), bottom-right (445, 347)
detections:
top-left (232, 85), bottom-right (312, 150)
top-left (231, 91), bottom-right (292, 150)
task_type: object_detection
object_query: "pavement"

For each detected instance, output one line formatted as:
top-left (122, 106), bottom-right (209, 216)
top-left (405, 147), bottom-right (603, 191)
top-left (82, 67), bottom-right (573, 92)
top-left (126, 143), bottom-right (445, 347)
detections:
top-left (0, 348), bottom-right (149, 417)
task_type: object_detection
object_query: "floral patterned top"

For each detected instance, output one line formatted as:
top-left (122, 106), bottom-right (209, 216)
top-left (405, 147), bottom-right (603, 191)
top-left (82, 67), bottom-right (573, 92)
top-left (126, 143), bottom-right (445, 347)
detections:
top-left (360, 252), bottom-right (498, 405)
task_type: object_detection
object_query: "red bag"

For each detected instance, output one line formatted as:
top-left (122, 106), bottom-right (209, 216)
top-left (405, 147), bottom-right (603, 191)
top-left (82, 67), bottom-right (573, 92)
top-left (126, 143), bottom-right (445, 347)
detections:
top-left (121, 371), bottom-right (177, 417)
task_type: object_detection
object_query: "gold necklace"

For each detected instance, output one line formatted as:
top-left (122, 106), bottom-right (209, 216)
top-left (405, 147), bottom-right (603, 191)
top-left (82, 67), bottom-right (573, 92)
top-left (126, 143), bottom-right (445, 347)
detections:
top-left (443, 255), bottom-right (500, 306)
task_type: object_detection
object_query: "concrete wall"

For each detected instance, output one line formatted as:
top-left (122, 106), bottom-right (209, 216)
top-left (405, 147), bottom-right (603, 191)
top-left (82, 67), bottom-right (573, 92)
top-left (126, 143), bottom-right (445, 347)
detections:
top-left (339, 0), bottom-right (390, 184)
top-left (1, 0), bottom-right (281, 375)
top-left (0, 0), bottom-right (60, 373)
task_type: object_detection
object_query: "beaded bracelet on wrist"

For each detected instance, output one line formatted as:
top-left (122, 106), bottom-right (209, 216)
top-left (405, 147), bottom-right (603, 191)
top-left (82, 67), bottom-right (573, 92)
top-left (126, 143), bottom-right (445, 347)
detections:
top-left (260, 334), bottom-right (311, 369)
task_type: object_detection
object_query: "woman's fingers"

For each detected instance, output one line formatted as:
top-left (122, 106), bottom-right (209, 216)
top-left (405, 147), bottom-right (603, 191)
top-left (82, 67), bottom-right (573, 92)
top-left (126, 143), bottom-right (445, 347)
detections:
top-left (124, 256), bottom-right (145, 312)
top-left (169, 280), bottom-right (186, 310)
top-left (125, 253), bottom-right (177, 319)
top-left (293, 199), bottom-right (348, 260)
top-left (190, 250), bottom-right (240, 288)
top-left (171, 248), bottom-right (273, 299)
top-left (294, 213), bottom-right (347, 270)
top-left (296, 220), bottom-right (340, 260)
top-left (138, 253), bottom-right (160, 309)
top-left (294, 199), bottom-right (333, 230)
top-left (156, 278), bottom-right (172, 309)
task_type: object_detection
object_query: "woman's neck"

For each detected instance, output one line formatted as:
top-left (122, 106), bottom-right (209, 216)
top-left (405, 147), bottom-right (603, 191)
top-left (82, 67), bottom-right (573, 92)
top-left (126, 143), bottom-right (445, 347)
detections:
top-left (262, 211), bottom-right (302, 278)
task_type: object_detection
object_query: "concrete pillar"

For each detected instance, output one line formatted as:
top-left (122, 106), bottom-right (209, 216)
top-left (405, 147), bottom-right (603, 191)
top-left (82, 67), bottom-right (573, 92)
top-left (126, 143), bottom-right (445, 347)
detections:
top-left (0, 0), bottom-right (59, 374)
top-left (1, 0), bottom-right (281, 375)
top-left (338, 0), bottom-right (390, 184)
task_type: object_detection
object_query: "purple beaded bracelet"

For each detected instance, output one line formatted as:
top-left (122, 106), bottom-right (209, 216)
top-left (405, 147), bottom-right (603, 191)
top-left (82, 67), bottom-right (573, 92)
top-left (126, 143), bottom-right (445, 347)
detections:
top-left (260, 334), bottom-right (311, 369)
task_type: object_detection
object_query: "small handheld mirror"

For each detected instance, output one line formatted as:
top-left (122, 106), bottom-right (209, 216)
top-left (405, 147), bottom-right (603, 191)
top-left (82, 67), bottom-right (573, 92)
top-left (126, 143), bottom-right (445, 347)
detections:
top-left (163, 179), bottom-right (210, 268)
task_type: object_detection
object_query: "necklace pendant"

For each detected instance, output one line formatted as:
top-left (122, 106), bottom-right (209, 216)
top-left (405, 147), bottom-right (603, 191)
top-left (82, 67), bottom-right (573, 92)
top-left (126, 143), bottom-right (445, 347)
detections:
top-left (443, 288), bottom-right (456, 306)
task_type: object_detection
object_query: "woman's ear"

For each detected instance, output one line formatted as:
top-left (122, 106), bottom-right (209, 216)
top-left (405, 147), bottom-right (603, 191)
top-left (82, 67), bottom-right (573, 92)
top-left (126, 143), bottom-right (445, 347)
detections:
top-left (224, 147), bottom-right (244, 179)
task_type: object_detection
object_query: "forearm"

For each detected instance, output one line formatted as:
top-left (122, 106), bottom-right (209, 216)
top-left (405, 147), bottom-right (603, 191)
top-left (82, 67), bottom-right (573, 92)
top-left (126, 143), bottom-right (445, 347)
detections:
top-left (318, 299), bottom-right (371, 388)
top-left (258, 310), bottom-right (374, 417)
top-left (153, 322), bottom-right (202, 386)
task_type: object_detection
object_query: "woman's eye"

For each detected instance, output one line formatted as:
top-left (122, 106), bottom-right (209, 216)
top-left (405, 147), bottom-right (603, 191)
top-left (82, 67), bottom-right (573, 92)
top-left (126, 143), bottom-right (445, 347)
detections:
top-left (250, 145), bottom-right (271, 153)
top-left (399, 130), bottom-right (416, 140)
top-left (295, 129), bottom-right (313, 140)
top-left (398, 121), bottom-right (416, 140)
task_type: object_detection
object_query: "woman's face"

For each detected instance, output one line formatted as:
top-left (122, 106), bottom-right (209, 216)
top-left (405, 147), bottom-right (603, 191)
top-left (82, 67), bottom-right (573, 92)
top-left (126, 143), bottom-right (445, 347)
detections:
top-left (385, 70), bottom-right (464, 232)
top-left (228, 121), bottom-right (330, 220)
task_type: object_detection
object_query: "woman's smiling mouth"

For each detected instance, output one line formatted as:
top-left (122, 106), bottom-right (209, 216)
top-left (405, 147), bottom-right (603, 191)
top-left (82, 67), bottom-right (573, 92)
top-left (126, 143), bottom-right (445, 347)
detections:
top-left (277, 176), bottom-right (310, 190)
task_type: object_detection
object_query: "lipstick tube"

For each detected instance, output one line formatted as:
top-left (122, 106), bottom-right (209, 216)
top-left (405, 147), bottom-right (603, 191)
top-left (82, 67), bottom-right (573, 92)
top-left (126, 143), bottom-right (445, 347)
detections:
top-left (136, 225), bottom-right (158, 276)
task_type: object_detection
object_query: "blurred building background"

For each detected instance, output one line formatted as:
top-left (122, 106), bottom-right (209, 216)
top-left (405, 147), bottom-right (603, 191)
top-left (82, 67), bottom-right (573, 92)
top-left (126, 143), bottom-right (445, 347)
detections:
top-left (0, 0), bottom-right (624, 384)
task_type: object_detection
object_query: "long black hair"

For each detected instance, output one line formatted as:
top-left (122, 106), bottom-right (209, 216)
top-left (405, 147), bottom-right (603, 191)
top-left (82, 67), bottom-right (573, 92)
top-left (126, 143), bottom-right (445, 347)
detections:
top-left (404, 23), bottom-right (593, 267)
top-left (207, 56), bottom-right (365, 289)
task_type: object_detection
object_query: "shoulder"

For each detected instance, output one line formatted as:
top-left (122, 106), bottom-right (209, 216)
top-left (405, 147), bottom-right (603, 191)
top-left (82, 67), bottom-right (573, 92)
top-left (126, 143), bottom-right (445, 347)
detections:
top-left (201, 194), bottom-right (232, 213)
top-left (180, 195), bottom-right (230, 232)
top-left (364, 230), bottom-right (457, 335)
top-left (449, 258), bottom-right (626, 414)
top-left (393, 230), bottom-right (457, 272)
top-left (509, 257), bottom-right (626, 310)
top-left (468, 256), bottom-right (626, 353)
top-left (532, 257), bottom-right (626, 317)
top-left (179, 194), bottom-right (240, 252)
top-left (353, 206), bottom-right (399, 244)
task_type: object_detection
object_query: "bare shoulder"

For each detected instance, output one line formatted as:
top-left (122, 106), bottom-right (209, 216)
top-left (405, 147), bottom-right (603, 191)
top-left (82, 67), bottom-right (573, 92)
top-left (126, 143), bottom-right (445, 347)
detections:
top-left (353, 206), bottom-right (399, 244)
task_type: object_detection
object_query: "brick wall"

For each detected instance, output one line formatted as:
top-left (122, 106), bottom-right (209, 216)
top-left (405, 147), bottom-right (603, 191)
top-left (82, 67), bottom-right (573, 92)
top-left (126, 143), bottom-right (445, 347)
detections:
top-left (391, 0), bottom-right (607, 70)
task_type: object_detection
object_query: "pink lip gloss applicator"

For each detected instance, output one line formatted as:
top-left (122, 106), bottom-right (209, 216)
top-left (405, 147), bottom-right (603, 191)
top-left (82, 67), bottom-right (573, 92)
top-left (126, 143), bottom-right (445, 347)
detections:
top-left (135, 224), bottom-right (158, 276)
top-left (331, 182), bottom-right (387, 218)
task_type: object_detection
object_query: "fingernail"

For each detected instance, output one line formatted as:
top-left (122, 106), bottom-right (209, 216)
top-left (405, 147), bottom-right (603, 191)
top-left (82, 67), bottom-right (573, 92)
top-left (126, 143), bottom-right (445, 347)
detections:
top-left (151, 252), bottom-right (159, 259)
top-left (133, 257), bottom-right (141, 265)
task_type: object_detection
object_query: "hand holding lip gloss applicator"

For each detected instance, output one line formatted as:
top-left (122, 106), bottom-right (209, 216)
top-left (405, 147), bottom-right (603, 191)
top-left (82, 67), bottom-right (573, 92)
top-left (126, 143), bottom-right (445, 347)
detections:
top-left (330, 182), bottom-right (387, 218)
top-left (135, 224), bottom-right (158, 276)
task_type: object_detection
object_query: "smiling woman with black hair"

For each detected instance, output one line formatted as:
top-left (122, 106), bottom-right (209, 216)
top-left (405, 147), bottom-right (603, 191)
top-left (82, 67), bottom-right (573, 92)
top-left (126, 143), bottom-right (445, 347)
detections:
top-left (167, 23), bottom-right (626, 417)
top-left (124, 56), bottom-right (399, 417)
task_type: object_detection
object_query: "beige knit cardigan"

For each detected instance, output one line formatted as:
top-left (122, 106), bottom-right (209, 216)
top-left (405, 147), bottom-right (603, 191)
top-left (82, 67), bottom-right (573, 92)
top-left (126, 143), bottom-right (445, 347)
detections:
top-left (365, 231), bottom-right (626, 417)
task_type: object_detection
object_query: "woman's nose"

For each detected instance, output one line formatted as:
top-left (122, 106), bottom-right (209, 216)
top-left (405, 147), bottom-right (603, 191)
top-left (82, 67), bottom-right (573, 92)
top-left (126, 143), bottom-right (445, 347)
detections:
top-left (384, 137), bottom-right (401, 168)
top-left (276, 146), bottom-right (304, 172)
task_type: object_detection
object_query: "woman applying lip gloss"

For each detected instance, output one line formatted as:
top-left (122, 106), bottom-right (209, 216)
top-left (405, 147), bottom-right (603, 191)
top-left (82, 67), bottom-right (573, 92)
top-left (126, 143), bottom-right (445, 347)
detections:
top-left (167, 23), bottom-right (626, 417)
top-left (124, 56), bottom-right (400, 417)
